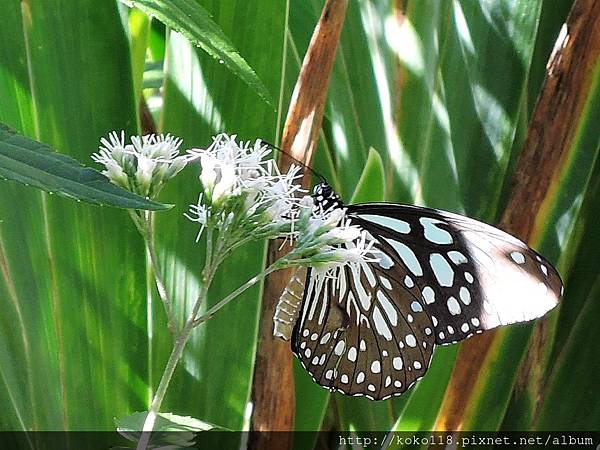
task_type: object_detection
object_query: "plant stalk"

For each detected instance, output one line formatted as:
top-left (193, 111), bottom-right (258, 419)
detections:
top-left (136, 229), bottom-right (217, 450)
top-left (135, 234), bottom-right (290, 450)
top-left (193, 261), bottom-right (283, 327)
top-left (130, 210), bottom-right (177, 337)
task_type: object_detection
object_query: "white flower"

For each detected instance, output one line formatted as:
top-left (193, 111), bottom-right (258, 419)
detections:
top-left (212, 162), bottom-right (237, 203)
top-left (92, 131), bottom-right (188, 198)
top-left (184, 133), bottom-right (380, 274)
top-left (321, 221), bottom-right (361, 243)
top-left (101, 158), bottom-right (129, 188)
top-left (135, 154), bottom-right (157, 194)
top-left (184, 195), bottom-right (210, 242)
top-left (186, 134), bottom-right (306, 240)
top-left (199, 154), bottom-right (218, 193)
top-left (188, 134), bottom-right (277, 205)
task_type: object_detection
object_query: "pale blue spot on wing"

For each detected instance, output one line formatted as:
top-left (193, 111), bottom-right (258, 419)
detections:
top-left (429, 253), bottom-right (454, 287)
top-left (362, 214), bottom-right (411, 234)
top-left (420, 217), bottom-right (453, 245)
top-left (383, 238), bottom-right (423, 276)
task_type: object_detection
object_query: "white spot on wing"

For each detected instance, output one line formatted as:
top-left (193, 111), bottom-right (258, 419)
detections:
top-left (347, 347), bottom-right (357, 362)
top-left (510, 251), bottom-right (525, 264)
top-left (379, 276), bottom-right (393, 290)
top-left (373, 306), bottom-right (393, 341)
top-left (448, 250), bottom-right (468, 264)
top-left (447, 296), bottom-right (461, 315)
top-left (422, 286), bottom-right (435, 304)
top-left (378, 252), bottom-right (394, 269)
top-left (371, 360), bottom-right (381, 374)
top-left (376, 291), bottom-right (398, 326)
top-left (363, 262), bottom-right (377, 287)
top-left (405, 334), bottom-right (416, 347)
top-left (459, 286), bottom-right (471, 305)
top-left (410, 301), bottom-right (423, 312)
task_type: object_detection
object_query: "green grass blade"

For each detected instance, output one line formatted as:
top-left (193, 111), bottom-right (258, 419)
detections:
top-left (120, 0), bottom-right (272, 104)
top-left (154, 0), bottom-right (285, 432)
top-left (350, 148), bottom-right (385, 204)
top-left (0, 0), bottom-right (149, 434)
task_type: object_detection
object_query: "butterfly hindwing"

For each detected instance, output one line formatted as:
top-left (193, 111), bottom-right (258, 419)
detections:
top-left (292, 261), bottom-right (435, 400)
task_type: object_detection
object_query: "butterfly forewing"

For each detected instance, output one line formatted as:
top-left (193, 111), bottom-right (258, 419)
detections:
top-left (349, 204), bottom-right (562, 344)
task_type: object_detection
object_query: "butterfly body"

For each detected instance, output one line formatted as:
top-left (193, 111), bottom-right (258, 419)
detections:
top-left (277, 182), bottom-right (562, 400)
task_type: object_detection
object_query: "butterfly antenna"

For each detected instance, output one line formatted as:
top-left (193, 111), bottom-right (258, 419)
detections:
top-left (262, 140), bottom-right (327, 183)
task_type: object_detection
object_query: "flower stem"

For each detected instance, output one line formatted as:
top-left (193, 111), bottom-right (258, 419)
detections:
top-left (130, 210), bottom-right (177, 337)
top-left (136, 239), bottom-right (290, 450)
top-left (136, 228), bottom-right (216, 450)
top-left (193, 259), bottom-right (284, 327)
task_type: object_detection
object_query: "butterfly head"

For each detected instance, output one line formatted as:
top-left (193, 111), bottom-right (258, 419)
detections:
top-left (312, 182), bottom-right (343, 213)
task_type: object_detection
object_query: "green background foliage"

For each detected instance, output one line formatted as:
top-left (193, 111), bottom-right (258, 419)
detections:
top-left (0, 0), bottom-right (598, 447)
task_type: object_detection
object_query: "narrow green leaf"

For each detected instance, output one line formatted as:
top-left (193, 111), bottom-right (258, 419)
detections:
top-left (119, 0), bottom-right (272, 104)
top-left (534, 276), bottom-right (600, 430)
top-left (128, 8), bottom-right (152, 103)
top-left (0, 0), bottom-right (148, 432)
top-left (155, 0), bottom-right (286, 432)
top-left (0, 124), bottom-right (169, 210)
top-left (116, 411), bottom-right (224, 432)
top-left (350, 148), bottom-right (385, 204)
top-left (116, 411), bottom-right (220, 449)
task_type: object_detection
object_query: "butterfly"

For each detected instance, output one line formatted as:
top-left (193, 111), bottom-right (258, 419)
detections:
top-left (273, 182), bottom-right (563, 400)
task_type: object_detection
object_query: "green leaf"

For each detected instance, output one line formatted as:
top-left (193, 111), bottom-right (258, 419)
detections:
top-left (116, 411), bottom-right (224, 432)
top-left (119, 0), bottom-right (272, 105)
top-left (0, 0), bottom-right (148, 433)
top-left (0, 123), bottom-right (169, 210)
top-left (128, 8), bottom-right (152, 103)
top-left (350, 148), bottom-right (385, 204)
top-left (116, 412), bottom-right (210, 449)
top-left (153, 0), bottom-right (286, 432)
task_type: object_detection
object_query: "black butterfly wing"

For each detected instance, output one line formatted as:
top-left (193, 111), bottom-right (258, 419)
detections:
top-left (291, 261), bottom-right (435, 400)
top-left (347, 203), bottom-right (562, 345)
top-left (289, 200), bottom-right (562, 400)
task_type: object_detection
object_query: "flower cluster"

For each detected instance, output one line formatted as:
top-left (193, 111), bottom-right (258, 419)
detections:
top-left (185, 134), bottom-right (380, 268)
top-left (93, 131), bottom-right (380, 271)
top-left (185, 134), bottom-right (306, 242)
top-left (286, 196), bottom-right (380, 269)
top-left (92, 131), bottom-right (187, 198)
